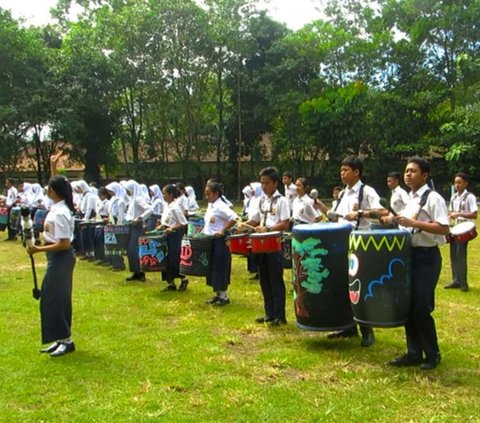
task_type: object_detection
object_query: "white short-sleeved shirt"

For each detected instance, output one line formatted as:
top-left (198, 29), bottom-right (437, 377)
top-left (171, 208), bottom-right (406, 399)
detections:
top-left (449, 190), bottom-right (478, 222)
top-left (400, 184), bottom-right (449, 247)
top-left (161, 202), bottom-right (188, 227)
top-left (292, 194), bottom-right (321, 223)
top-left (203, 198), bottom-right (238, 235)
top-left (43, 200), bottom-right (74, 243)
top-left (335, 181), bottom-right (381, 230)
top-left (6, 186), bottom-right (18, 207)
top-left (390, 185), bottom-right (409, 214)
top-left (176, 195), bottom-right (189, 213)
top-left (250, 191), bottom-right (290, 227)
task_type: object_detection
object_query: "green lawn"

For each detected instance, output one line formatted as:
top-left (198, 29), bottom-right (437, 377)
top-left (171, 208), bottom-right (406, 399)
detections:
top-left (1, 229), bottom-right (479, 422)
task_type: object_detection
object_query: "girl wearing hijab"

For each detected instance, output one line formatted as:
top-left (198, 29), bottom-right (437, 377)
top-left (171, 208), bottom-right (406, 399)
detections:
top-left (74, 180), bottom-right (98, 260)
top-left (185, 186), bottom-right (200, 212)
top-left (124, 180), bottom-right (153, 281)
top-left (158, 184), bottom-right (188, 291)
top-left (144, 184), bottom-right (165, 232)
top-left (26, 176), bottom-right (76, 357)
top-left (105, 182), bottom-right (127, 271)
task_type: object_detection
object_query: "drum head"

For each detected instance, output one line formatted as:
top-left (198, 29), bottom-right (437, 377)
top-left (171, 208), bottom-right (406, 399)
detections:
top-left (250, 231), bottom-right (282, 238)
top-left (450, 221), bottom-right (475, 235)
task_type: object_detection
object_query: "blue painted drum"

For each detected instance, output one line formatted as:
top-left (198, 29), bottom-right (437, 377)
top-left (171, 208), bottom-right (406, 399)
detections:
top-left (292, 222), bottom-right (354, 331)
top-left (348, 229), bottom-right (412, 328)
top-left (0, 207), bottom-right (8, 231)
top-left (138, 232), bottom-right (168, 272)
top-left (33, 208), bottom-right (48, 233)
top-left (187, 215), bottom-right (205, 236)
top-left (104, 224), bottom-right (130, 256)
top-left (9, 206), bottom-right (21, 230)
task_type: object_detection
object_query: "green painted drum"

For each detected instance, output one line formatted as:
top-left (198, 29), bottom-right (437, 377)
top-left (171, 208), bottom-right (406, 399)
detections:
top-left (349, 229), bottom-right (411, 327)
top-left (179, 235), bottom-right (213, 276)
top-left (104, 224), bottom-right (130, 256)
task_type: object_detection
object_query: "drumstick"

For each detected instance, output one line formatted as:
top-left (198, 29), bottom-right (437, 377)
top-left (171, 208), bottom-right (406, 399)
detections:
top-left (237, 220), bottom-right (256, 231)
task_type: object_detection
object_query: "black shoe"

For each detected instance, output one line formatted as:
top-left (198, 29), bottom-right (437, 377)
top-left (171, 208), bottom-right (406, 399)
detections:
top-left (327, 327), bottom-right (358, 339)
top-left (126, 273), bottom-right (146, 282)
top-left (460, 285), bottom-right (469, 292)
top-left (389, 354), bottom-right (423, 367)
top-left (178, 279), bottom-right (189, 291)
top-left (206, 296), bottom-right (220, 304)
top-left (269, 318), bottom-right (287, 327)
top-left (50, 342), bottom-right (75, 357)
top-left (163, 284), bottom-right (177, 292)
top-left (444, 282), bottom-right (461, 289)
top-left (249, 273), bottom-right (259, 280)
top-left (420, 354), bottom-right (441, 370)
top-left (255, 316), bottom-right (274, 324)
top-left (40, 342), bottom-right (60, 353)
top-left (213, 297), bottom-right (230, 306)
top-left (360, 326), bottom-right (375, 347)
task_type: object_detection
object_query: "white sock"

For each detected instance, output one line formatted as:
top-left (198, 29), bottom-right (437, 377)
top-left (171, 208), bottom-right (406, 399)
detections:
top-left (218, 291), bottom-right (228, 299)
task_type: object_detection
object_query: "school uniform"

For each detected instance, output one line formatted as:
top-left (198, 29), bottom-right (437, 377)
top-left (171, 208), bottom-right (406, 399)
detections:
top-left (284, 183), bottom-right (298, 209)
top-left (5, 185), bottom-right (18, 240)
top-left (448, 190), bottom-right (477, 291)
top-left (160, 201), bottom-right (188, 284)
top-left (292, 194), bottom-right (321, 224)
top-left (398, 184), bottom-right (449, 365)
top-left (40, 200), bottom-right (76, 344)
top-left (105, 182), bottom-right (127, 270)
top-left (93, 198), bottom-right (110, 263)
top-left (203, 198), bottom-right (238, 294)
top-left (390, 185), bottom-right (409, 214)
top-left (250, 191), bottom-right (290, 322)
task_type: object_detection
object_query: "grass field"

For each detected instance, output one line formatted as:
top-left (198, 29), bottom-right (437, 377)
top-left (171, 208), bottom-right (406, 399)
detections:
top-left (1, 227), bottom-right (480, 422)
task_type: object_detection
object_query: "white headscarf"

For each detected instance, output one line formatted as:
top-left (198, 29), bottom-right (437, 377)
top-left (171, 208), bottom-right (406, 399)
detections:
top-left (106, 182), bottom-right (127, 223)
top-left (124, 180), bottom-right (151, 221)
top-left (185, 186), bottom-right (199, 211)
top-left (31, 183), bottom-right (45, 207)
top-left (20, 182), bottom-right (34, 207)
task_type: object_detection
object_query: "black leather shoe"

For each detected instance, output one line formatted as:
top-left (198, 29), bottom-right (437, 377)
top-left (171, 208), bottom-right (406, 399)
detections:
top-left (460, 285), bottom-right (469, 292)
top-left (126, 273), bottom-right (146, 282)
top-left (255, 316), bottom-right (274, 324)
top-left (50, 342), bottom-right (75, 357)
top-left (163, 284), bottom-right (177, 292)
top-left (40, 342), bottom-right (60, 353)
top-left (327, 327), bottom-right (358, 339)
top-left (269, 318), bottom-right (287, 327)
top-left (213, 298), bottom-right (230, 306)
top-left (206, 296), bottom-right (220, 304)
top-left (388, 354), bottom-right (423, 367)
top-left (420, 354), bottom-right (441, 370)
top-left (444, 282), bottom-right (461, 289)
top-left (178, 279), bottom-right (189, 291)
top-left (361, 332), bottom-right (375, 347)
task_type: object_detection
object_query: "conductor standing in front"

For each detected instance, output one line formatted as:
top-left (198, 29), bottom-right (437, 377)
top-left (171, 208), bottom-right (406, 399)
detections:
top-left (387, 157), bottom-right (449, 370)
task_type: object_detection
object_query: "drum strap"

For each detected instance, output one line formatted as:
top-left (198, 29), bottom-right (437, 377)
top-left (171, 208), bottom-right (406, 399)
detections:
top-left (259, 196), bottom-right (278, 227)
top-left (412, 188), bottom-right (432, 234)
top-left (334, 184), bottom-right (366, 230)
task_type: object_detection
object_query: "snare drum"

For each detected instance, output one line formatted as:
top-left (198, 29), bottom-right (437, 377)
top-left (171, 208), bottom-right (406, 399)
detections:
top-left (250, 231), bottom-right (282, 254)
top-left (228, 233), bottom-right (251, 255)
top-left (448, 221), bottom-right (477, 243)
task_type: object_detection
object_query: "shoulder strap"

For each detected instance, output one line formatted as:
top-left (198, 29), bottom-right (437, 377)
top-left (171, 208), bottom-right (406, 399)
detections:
top-left (419, 188), bottom-right (432, 209)
top-left (333, 189), bottom-right (345, 212)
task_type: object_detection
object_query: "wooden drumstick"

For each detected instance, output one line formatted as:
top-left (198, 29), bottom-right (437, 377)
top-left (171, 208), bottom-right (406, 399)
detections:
top-left (237, 220), bottom-right (256, 231)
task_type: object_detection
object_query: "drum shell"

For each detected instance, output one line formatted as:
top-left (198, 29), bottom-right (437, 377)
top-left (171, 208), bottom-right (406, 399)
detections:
top-left (349, 229), bottom-right (411, 327)
top-left (0, 207), bottom-right (9, 231)
top-left (228, 233), bottom-right (250, 255)
top-left (104, 224), bottom-right (130, 256)
top-left (138, 234), bottom-right (168, 271)
top-left (250, 232), bottom-right (282, 253)
top-left (179, 236), bottom-right (213, 276)
top-left (33, 209), bottom-right (48, 233)
top-left (292, 222), bottom-right (354, 331)
top-left (9, 206), bottom-right (21, 230)
top-left (449, 221), bottom-right (477, 243)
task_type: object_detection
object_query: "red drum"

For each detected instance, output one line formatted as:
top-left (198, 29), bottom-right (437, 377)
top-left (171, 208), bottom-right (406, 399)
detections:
top-left (448, 221), bottom-right (477, 243)
top-left (228, 233), bottom-right (251, 255)
top-left (250, 231), bottom-right (282, 254)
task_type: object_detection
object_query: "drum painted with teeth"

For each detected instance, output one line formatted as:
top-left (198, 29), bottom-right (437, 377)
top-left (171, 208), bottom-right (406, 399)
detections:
top-left (292, 222), bottom-right (354, 331)
top-left (349, 229), bottom-right (412, 328)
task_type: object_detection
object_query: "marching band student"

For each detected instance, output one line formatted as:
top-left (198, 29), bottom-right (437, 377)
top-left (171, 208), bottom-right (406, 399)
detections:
top-left (124, 180), bottom-right (152, 282)
top-left (242, 182), bottom-right (263, 280)
top-left (175, 182), bottom-right (190, 216)
top-left (445, 172), bottom-right (478, 292)
top-left (282, 171), bottom-right (298, 209)
top-left (206, 178), bottom-right (234, 208)
top-left (4, 178), bottom-right (18, 241)
top-left (158, 184), bottom-right (188, 291)
top-left (31, 183), bottom-right (46, 245)
top-left (143, 184), bottom-right (165, 232)
top-left (105, 182), bottom-right (127, 271)
top-left (185, 186), bottom-right (200, 212)
top-left (387, 171), bottom-right (409, 214)
top-left (243, 167), bottom-right (290, 326)
top-left (330, 186), bottom-right (342, 211)
top-left (327, 155), bottom-right (387, 347)
top-left (292, 178), bottom-right (322, 224)
top-left (203, 181), bottom-right (238, 305)
top-left (93, 187), bottom-right (111, 265)
top-left (388, 157), bottom-right (449, 370)
top-left (74, 180), bottom-right (98, 260)
top-left (26, 175), bottom-right (76, 357)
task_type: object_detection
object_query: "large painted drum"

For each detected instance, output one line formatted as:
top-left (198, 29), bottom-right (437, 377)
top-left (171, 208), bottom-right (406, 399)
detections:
top-left (104, 224), bottom-right (130, 256)
top-left (187, 215), bottom-right (205, 236)
top-left (33, 208), bottom-right (48, 233)
top-left (179, 235), bottom-right (213, 276)
top-left (349, 229), bottom-right (411, 327)
top-left (0, 207), bottom-right (9, 231)
top-left (292, 222), bottom-right (354, 331)
top-left (9, 206), bottom-right (21, 230)
top-left (138, 232), bottom-right (168, 272)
